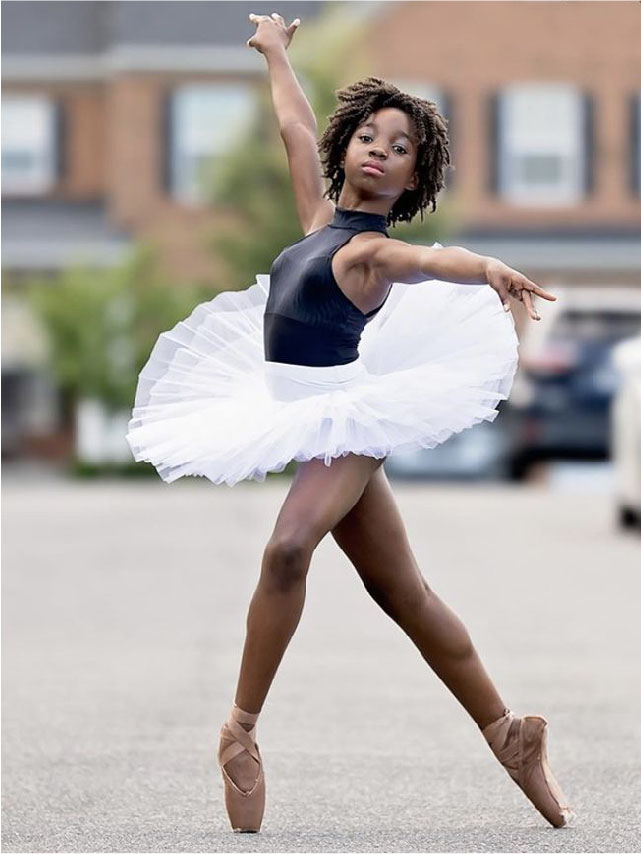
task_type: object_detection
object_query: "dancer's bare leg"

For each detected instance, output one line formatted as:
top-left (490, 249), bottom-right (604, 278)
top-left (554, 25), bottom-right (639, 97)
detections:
top-left (224, 453), bottom-right (385, 790)
top-left (331, 465), bottom-right (507, 730)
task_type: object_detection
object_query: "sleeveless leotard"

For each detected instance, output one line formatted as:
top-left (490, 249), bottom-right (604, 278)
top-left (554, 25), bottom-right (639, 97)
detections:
top-left (263, 206), bottom-right (391, 367)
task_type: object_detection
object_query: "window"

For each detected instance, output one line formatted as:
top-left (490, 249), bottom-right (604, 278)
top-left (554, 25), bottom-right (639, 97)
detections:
top-left (492, 83), bottom-right (588, 206)
top-left (166, 83), bottom-right (257, 205)
top-left (1, 94), bottom-right (60, 195)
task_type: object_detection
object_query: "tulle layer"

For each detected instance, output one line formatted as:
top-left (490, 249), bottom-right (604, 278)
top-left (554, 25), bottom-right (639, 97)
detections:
top-left (125, 262), bottom-right (520, 486)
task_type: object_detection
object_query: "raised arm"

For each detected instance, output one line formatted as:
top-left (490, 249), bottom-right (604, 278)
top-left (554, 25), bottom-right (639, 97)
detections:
top-left (247, 12), bottom-right (333, 234)
top-left (370, 239), bottom-right (556, 321)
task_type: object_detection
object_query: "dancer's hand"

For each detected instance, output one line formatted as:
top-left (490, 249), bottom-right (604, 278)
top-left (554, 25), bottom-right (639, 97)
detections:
top-left (484, 257), bottom-right (557, 320)
top-left (246, 12), bottom-right (301, 55)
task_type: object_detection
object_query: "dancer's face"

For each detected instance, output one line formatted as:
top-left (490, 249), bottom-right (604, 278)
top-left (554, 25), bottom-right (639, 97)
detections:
top-left (340, 108), bottom-right (419, 207)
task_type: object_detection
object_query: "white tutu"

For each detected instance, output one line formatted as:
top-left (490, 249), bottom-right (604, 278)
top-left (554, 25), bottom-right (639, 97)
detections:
top-left (125, 248), bottom-right (520, 487)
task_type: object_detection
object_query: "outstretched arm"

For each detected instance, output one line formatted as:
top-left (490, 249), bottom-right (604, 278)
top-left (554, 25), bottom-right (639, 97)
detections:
top-left (370, 239), bottom-right (556, 321)
top-left (247, 12), bottom-right (331, 233)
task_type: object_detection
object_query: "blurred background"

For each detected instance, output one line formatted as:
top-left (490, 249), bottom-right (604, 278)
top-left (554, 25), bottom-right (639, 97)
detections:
top-left (2, 0), bottom-right (640, 528)
top-left (3, 3), bottom-right (641, 850)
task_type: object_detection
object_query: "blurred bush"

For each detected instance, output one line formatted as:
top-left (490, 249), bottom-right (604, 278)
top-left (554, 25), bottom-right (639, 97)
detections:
top-left (26, 243), bottom-right (209, 416)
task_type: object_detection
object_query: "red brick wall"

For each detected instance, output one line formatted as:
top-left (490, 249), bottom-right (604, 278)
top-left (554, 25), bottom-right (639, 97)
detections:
top-left (368, 0), bottom-right (641, 229)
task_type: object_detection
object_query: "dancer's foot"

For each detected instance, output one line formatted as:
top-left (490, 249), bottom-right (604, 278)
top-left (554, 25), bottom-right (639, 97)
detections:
top-left (482, 709), bottom-right (575, 828)
top-left (217, 703), bottom-right (266, 832)
top-left (221, 722), bottom-right (260, 792)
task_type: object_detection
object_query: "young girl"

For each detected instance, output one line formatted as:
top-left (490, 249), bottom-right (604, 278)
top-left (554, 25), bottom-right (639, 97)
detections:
top-left (125, 11), bottom-right (574, 834)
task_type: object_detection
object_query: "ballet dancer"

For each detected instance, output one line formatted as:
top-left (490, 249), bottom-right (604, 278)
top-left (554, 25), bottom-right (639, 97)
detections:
top-left (126, 10), bottom-right (575, 833)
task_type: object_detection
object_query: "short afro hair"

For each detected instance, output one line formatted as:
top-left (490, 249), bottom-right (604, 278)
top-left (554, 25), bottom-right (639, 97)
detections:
top-left (317, 76), bottom-right (453, 228)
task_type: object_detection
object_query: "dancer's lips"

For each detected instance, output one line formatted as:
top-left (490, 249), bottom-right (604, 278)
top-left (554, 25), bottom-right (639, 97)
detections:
top-left (362, 160), bottom-right (385, 175)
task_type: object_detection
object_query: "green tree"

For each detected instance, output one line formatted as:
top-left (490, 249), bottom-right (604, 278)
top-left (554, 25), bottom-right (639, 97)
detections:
top-left (26, 242), bottom-right (207, 414)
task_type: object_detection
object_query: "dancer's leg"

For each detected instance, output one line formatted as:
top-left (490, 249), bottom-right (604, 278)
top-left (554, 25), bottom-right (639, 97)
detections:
top-left (329, 465), bottom-right (575, 828)
top-left (224, 453), bottom-right (384, 791)
top-left (330, 465), bottom-right (507, 729)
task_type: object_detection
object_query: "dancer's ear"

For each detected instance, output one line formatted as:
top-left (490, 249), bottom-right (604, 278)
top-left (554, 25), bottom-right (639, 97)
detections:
top-left (405, 171), bottom-right (419, 192)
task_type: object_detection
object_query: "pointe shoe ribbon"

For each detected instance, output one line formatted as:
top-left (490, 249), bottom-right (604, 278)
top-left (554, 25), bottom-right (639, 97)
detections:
top-left (219, 720), bottom-right (261, 793)
top-left (482, 709), bottom-right (576, 828)
top-left (217, 704), bottom-right (266, 832)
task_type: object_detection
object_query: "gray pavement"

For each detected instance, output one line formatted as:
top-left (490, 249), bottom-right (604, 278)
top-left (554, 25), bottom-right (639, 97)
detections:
top-left (2, 473), bottom-right (640, 852)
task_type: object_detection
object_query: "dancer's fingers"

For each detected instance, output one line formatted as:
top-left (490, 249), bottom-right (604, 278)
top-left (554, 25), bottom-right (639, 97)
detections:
top-left (498, 285), bottom-right (511, 313)
top-left (521, 288), bottom-right (540, 321)
top-left (524, 276), bottom-right (557, 301)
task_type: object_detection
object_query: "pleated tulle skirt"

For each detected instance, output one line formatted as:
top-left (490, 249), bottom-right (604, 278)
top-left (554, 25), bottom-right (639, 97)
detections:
top-left (125, 252), bottom-right (520, 486)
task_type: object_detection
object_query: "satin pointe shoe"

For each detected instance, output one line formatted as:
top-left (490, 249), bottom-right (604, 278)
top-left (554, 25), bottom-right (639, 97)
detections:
top-left (216, 703), bottom-right (266, 832)
top-left (482, 708), bottom-right (576, 828)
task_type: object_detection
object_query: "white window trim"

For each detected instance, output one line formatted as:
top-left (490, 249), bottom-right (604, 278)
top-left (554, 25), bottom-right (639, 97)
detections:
top-left (168, 82), bottom-right (256, 205)
top-left (1, 93), bottom-right (58, 195)
top-left (498, 83), bottom-right (585, 207)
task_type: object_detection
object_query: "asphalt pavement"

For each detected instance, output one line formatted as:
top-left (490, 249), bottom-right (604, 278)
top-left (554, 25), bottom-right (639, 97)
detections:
top-left (2, 472), bottom-right (640, 852)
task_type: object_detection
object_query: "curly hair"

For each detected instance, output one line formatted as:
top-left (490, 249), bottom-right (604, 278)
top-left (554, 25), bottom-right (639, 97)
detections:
top-left (317, 76), bottom-right (453, 228)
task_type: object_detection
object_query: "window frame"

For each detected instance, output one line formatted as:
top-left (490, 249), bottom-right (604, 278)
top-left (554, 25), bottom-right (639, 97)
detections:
top-left (489, 82), bottom-right (591, 206)
top-left (162, 82), bottom-right (257, 205)
top-left (1, 93), bottom-right (63, 195)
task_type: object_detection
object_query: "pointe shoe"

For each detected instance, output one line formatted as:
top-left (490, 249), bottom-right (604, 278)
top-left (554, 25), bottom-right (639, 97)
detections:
top-left (217, 703), bottom-right (266, 832)
top-left (482, 709), bottom-right (576, 828)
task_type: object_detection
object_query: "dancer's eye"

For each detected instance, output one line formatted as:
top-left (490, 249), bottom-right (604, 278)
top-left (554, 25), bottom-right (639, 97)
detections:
top-left (358, 134), bottom-right (407, 155)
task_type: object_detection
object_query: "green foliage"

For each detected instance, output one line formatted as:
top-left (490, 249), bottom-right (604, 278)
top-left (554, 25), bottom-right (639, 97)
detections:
top-left (26, 242), bottom-right (208, 413)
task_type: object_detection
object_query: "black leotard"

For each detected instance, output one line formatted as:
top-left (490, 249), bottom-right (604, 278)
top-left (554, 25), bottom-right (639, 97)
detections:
top-left (263, 206), bottom-right (391, 367)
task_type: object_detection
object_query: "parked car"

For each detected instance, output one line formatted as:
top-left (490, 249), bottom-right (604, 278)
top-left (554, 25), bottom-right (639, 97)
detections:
top-left (610, 334), bottom-right (641, 531)
top-left (385, 416), bottom-right (511, 481)
top-left (503, 287), bottom-right (641, 480)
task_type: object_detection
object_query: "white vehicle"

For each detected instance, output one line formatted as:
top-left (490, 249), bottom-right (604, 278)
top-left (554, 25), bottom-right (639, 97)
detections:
top-left (611, 334), bottom-right (641, 531)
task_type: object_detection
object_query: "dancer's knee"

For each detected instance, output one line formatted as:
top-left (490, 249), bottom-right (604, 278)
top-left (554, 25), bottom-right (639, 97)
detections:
top-left (261, 535), bottom-right (312, 592)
